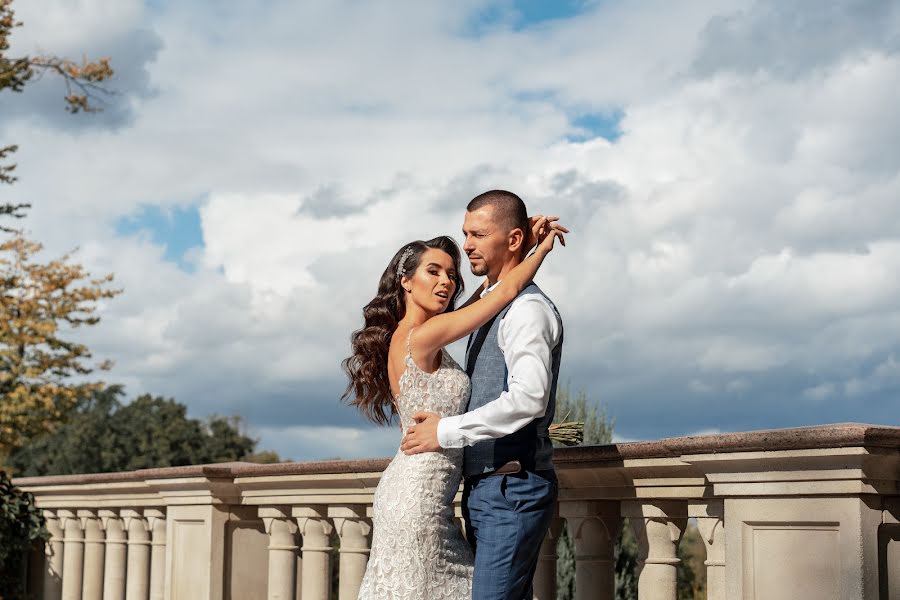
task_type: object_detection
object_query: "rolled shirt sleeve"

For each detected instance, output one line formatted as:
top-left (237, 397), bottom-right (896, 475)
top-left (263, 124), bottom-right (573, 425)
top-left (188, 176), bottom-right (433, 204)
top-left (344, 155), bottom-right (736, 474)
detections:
top-left (437, 294), bottom-right (562, 448)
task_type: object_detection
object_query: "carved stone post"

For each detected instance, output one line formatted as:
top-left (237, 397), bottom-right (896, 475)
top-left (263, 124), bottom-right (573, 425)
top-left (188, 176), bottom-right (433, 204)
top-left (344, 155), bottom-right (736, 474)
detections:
top-left (532, 516), bottom-right (564, 600)
top-left (692, 502), bottom-right (725, 600)
top-left (562, 501), bottom-right (622, 600)
top-left (100, 510), bottom-right (127, 600)
top-left (261, 506), bottom-right (299, 600)
top-left (330, 505), bottom-right (372, 600)
top-left (295, 506), bottom-right (334, 600)
top-left (122, 509), bottom-right (150, 600)
top-left (625, 501), bottom-right (687, 600)
top-left (43, 510), bottom-right (64, 600)
top-left (78, 510), bottom-right (105, 600)
top-left (144, 509), bottom-right (166, 600)
top-left (58, 509), bottom-right (84, 600)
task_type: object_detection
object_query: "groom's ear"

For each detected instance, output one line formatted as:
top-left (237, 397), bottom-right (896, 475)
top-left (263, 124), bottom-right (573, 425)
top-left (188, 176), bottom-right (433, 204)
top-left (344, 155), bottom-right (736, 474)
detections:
top-left (507, 227), bottom-right (525, 254)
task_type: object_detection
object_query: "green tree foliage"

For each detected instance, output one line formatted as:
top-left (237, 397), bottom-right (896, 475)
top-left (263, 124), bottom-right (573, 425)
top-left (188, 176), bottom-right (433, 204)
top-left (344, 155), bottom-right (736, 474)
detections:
top-left (6, 386), bottom-right (280, 476)
top-left (0, 469), bottom-right (47, 599)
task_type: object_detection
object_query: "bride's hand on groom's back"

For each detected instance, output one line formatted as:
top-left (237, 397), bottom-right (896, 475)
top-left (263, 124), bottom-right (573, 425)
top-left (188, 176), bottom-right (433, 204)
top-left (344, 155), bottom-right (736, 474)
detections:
top-left (400, 411), bottom-right (442, 455)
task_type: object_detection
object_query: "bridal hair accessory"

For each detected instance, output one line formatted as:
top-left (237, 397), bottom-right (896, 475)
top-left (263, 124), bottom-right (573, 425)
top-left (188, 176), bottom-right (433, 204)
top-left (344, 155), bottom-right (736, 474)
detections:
top-left (396, 246), bottom-right (415, 278)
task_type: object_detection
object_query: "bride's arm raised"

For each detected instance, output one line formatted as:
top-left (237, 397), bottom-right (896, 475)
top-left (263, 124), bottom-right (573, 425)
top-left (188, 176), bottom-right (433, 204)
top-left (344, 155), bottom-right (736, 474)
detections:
top-left (410, 225), bottom-right (565, 355)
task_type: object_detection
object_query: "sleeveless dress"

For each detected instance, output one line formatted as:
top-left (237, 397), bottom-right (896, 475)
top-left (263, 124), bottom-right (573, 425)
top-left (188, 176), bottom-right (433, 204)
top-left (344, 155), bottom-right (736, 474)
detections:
top-left (357, 331), bottom-right (474, 599)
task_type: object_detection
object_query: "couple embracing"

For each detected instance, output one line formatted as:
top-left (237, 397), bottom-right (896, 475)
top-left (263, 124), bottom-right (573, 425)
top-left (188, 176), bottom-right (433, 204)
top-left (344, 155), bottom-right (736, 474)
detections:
top-left (343, 190), bottom-right (568, 600)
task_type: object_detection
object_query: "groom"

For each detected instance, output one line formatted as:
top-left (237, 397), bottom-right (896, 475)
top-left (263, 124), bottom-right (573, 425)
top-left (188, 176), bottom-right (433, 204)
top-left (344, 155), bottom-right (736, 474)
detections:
top-left (401, 189), bottom-right (564, 600)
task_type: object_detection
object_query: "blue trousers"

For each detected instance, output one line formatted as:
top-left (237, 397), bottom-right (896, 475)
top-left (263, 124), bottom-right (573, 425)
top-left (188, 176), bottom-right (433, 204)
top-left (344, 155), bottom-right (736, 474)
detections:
top-left (462, 469), bottom-right (558, 600)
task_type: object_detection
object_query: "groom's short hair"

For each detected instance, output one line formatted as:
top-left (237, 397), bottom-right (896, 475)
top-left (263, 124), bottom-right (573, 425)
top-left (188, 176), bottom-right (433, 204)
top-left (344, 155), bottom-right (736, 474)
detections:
top-left (467, 190), bottom-right (528, 234)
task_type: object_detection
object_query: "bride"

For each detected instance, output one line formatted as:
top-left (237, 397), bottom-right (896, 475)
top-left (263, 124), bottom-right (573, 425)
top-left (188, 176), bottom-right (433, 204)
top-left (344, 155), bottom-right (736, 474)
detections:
top-left (342, 221), bottom-right (564, 599)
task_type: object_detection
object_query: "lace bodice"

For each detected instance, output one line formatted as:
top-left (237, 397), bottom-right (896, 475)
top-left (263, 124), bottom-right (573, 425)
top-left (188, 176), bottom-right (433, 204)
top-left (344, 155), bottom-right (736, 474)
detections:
top-left (357, 330), bottom-right (474, 599)
top-left (395, 332), bottom-right (471, 430)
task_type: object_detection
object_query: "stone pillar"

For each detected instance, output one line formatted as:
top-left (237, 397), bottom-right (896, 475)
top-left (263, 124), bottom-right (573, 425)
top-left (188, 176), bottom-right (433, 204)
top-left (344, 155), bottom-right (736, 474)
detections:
top-left (330, 505), bottom-right (372, 600)
top-left (295, 506), bottom-right (334, 600)
top-left (78, 510), bottom-right (105, 600)
top-left (145, 509), bottom-right (167, 600)
top-left (43, 510), bottom-right (64, 600)
top-left (562, 501), bottom-right (622, 600)
top-left (122, 509), bottom-right (151, 600)
top-left (625, 501), bottom-right (687, 600)
top-left (100, 510), bottom-right (127, 600)
top-left (532, 517), bottom-right (563, 600)
top-left (261, 506), bottom-right (299, 600)
top-left (58, 509), bottom-right (84, 600)
top-left (692, 502), bottom-right (725, 600)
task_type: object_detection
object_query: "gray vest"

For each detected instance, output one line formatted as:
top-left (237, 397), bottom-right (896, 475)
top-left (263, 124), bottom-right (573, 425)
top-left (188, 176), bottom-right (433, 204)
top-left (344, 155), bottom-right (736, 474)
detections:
top-left (463, 283), bottom-right (563, 477)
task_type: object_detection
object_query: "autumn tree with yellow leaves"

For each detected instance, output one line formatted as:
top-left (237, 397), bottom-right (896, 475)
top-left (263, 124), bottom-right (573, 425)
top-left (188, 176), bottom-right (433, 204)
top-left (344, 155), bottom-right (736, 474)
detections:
top-left (0, 237), bottom-right (121, 457)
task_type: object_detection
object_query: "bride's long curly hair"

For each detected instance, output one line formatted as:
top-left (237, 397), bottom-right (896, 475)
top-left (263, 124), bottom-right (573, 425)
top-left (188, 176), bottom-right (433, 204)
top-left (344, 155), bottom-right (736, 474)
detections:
top-left (342, 236), bottom-right (465, 425)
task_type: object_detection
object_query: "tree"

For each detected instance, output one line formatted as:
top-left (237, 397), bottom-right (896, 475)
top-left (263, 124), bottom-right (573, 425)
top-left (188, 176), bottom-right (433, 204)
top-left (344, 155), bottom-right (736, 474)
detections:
top-left (0, 236), bottom-right (121, 458)
top-left (1, 0), bottom-right (113, 228)
top-left (7, 386), bottom-right (281, 477)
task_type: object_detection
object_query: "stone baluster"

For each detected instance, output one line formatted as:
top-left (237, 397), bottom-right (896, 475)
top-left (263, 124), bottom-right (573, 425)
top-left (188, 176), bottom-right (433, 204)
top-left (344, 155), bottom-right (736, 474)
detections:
top-left (144, 509), bottom-right (166, 600)
top-left (261, 506), bottom-right (299, 600)
top-left (625, 501), bottom-right (687, 600)
top-left (42, 510), bottom-right (64, 600)
top-left (330, 505), bottom-right (372, 600)
top-left (78, 510), bottom-right (105, 600)
top-left (122, 509), bottom-right (151, 600)
top-left (532, 517), bottom-right (564, 600)
top-left (295, 506), bottom-right (334, 600)
top-left (58, 509), bottom-right (84, 600)
top-left (561, 501), bottom-right (622, 600)
top-left (99, 510), bottom-right (127, 600)
top-left (691, 502), bottom-right (725, 600)
top-left (454, 503), bottom-right (468, 542)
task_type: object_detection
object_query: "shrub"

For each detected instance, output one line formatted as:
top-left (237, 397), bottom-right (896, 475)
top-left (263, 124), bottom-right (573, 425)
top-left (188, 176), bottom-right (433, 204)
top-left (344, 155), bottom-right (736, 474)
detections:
top-left (0, 470), bottom-right (47, 600)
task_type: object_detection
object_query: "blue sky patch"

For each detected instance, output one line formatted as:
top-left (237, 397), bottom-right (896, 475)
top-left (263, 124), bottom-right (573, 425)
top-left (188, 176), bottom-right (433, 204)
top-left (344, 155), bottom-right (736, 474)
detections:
top-left (568, 110), bottom-right (623, 142)
top-left (116, 203), bottom-right (204, 271)
top-left (466, 0), bottom-right (591, 35)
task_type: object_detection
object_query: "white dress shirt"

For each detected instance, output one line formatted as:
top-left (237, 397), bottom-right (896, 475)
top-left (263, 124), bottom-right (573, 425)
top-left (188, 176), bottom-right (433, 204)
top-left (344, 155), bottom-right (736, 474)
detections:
top-left (437, 282), bottom-right (562, 448)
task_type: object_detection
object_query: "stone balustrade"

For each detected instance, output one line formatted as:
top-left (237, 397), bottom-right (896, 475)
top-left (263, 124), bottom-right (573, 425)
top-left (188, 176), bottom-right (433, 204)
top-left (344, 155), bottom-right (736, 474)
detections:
top-left (14, 423), bottom-right (900, 600)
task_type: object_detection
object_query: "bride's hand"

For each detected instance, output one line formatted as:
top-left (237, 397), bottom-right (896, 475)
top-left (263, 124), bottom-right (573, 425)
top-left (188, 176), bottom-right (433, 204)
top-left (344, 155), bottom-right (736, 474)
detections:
top-left (528, 215), bottom-right (570, 249)
top-left (536, 224), bottom-right (567, 255)
top-left (526, 214), bottom-right (560, 249)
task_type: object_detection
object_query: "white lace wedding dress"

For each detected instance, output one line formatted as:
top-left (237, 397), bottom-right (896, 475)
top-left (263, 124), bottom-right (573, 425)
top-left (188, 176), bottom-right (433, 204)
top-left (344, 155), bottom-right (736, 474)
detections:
top-left (357, 333), bottom-right (474, 599)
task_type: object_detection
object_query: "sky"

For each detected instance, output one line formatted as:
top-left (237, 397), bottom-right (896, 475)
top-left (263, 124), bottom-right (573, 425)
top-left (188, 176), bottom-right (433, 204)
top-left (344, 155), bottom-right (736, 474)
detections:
top-left (2, 0), bottom-right (900, 461)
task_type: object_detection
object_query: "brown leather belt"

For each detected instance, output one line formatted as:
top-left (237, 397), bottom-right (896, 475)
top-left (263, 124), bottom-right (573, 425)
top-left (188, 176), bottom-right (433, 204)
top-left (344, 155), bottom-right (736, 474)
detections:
top-left (490, 460), bottom-right (522, 476)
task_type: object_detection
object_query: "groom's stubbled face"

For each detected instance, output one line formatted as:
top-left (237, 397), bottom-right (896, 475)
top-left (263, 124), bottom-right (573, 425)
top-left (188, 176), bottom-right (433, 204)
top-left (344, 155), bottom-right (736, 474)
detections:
top-left (462, 206), bottom-right (512, 279)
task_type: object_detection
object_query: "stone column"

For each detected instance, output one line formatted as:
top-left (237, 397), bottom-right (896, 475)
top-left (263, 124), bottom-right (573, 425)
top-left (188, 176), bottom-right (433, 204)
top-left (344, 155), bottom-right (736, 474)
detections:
top-left (532, 517), bottom-right (564, 600)
top-left (42, 510), bottom-right (64, 600)
top-left (692, 502), bottom-right (725, 600)
top-left (562, 501), bottom-right (622, 600)
top-left (330, 505), bottom-right (372, 600)
top-left (625, 501), bottom-right (687, 600)
top-left (261, 506), bottom-right (299, 600)
top-left (100, 510), bottom-right (127, 600)
top-left (122, 509), bottom-right (151, 600)
top-left (58, 509), bottom-right (84, 600)
top-left (78, 510), bottom-right (105, 600)
top-left (145, 509), bottom-right (167, 600)
top-left (295, 506), bottom-right (334, 600)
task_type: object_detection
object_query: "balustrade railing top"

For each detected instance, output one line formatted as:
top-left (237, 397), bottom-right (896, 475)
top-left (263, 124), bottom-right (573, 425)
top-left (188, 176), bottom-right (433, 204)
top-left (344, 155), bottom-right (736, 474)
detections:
top-left (14, 422), bottom-right (900, 600)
